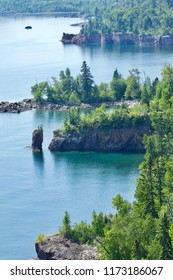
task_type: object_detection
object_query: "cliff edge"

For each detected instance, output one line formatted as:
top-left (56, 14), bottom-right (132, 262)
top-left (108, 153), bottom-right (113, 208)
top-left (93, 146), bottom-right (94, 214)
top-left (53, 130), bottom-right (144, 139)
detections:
top-left (48, 122), bottom-right (152, 152)
top-left (35, 235), bottom-right (98, 260)
top-left (61, 32), bottom-right (173, 46)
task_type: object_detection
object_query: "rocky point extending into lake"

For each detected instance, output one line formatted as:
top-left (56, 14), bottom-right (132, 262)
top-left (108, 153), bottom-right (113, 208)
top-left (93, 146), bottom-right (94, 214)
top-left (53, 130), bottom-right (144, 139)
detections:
top-left (48, 114), bottom-right (152, 153)
top-left (61, 32), bottom-right (173, 46)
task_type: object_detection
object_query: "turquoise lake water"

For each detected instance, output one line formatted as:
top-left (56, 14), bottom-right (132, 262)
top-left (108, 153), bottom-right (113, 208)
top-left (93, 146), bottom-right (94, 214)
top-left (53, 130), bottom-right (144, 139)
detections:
top-left (0, 15), bottom-right (173, 259)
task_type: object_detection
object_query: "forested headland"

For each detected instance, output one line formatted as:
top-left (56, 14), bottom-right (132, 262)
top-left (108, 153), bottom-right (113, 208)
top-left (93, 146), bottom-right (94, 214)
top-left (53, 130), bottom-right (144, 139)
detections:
top-left (1, 1), bottom-right (173, 36)
top-left (37, 64), bottom-right (173, 259)
top-left (31, 61), bottom-right (156, 105)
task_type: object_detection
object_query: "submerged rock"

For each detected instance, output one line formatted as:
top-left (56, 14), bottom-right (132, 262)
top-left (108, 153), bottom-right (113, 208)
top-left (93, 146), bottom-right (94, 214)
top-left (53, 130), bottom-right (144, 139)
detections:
top-left (35, 235), bottom-right (98, 260)
top-left (32, 126), bottom-right (43, 152)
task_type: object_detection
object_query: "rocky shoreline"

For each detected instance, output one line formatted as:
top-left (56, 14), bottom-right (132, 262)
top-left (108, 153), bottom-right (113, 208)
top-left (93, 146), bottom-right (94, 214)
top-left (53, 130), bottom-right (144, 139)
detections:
top-left (0, 99), bottom-right (36, 113)
top-left (35, 235), bottom-right (98, 260)
top-left (49, 117), bottom-right (151, 153)
top-left (0, 99), bottom-right (139, 113)
top-left (0, 11), bottom-right (80, 17)
top-left (61, 32), bottom-right (173, 46)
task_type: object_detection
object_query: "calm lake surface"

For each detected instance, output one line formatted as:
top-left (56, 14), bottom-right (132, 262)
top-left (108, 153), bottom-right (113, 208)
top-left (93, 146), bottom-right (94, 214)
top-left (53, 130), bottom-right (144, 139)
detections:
top-left (0, 15), bottom-right (173, 259)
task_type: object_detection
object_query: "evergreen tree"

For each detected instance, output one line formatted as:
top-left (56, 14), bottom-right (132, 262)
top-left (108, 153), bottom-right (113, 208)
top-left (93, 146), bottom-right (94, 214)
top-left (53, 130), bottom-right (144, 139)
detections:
top-left (125, 69), bottom-right (141, 100)
top-left (113, 68), bottom-right (122, 80)
top-left (157, 212), bottom-right (173, 259)
top-left (135, 154), bottom-right (157, 218)
top-left (59, 211), bottom-right (72, 239)
top-left (79, 61), bottom-right (94, 103)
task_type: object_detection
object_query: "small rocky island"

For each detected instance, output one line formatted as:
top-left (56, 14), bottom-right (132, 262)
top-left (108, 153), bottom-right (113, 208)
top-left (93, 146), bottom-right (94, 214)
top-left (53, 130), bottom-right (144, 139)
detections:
top-left (25, 26), bottom-right (32, 29)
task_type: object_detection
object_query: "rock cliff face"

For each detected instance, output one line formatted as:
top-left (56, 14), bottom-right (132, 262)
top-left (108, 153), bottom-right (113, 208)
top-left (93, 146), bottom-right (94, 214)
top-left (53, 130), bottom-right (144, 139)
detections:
top-left (48, 124), bottom-right (151, 152)
top-left (35, 235), bottom-right (98, 260)
top-left (61, 32), bottom-right (173, 46)
top-left (61, 32), bottom-right (101, 44)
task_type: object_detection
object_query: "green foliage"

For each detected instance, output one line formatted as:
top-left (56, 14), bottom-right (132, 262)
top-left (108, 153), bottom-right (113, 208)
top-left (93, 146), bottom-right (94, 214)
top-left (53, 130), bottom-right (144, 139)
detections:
top-left (59, 211), bottom-right (72, 239)
top-left (157, 210), bottom-right (173, 259)
top-left (72, 222), bottom-right (92, 244)
top-left (63, 103), bottom-right (148, 136)
top-left (2, 1), bottom-right (173, 36)
top-left (68, 108), bottom-right (80, 126)
top-left (91, 211), bottom-right (109, 238)
top-left (69, 92), bottom-right (80, 105)
top-left (31, 81), bottom-right (49, 104)
top-left (79, 61), bottom-right (94, 103)
top-left (37, 124), bottom-right (43, 131)
top-left (37, 234), bottom-right (45, 242)
top-left (112, 194), bottom-right (131, 216)
top-left (110, 73), bottom-right (127, 100)
top-left (31, 61), bottom-right (158, 107)
top-left (125, 69), bottom-right (141, 100)
top-left (56, 65), bottom-right (173, 260)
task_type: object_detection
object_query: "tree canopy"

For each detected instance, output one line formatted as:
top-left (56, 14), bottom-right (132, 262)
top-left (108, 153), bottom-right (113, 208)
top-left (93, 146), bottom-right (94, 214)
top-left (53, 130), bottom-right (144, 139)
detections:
top-left (57, 65), bottom-right (173, 260)
top-left (2, 1), bottom-right (173, 35)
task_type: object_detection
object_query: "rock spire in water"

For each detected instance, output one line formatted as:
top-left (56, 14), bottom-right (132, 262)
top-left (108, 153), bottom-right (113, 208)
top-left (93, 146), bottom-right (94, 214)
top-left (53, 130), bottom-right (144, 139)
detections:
top-left (32, 125), bottom-right (43, 152)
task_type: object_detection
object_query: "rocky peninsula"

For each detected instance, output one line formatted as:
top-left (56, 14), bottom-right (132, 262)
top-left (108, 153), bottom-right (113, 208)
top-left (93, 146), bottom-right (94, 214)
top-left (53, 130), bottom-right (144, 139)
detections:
top-left (0, 99), bottom-right (91, 113)
top-left (61, 32), bottom-right (173, 46)
top-left (49, 116), bottom-right (152, 153)
top-left (0, 99), bottom-right (139, 113)
top-left (35, 235), bottom-right (98, 260)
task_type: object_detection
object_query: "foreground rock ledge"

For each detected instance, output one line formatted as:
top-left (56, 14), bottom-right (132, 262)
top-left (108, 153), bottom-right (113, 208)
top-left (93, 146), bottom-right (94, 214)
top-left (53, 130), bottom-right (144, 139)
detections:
top-left (35, 235), bottom-right (98, 260)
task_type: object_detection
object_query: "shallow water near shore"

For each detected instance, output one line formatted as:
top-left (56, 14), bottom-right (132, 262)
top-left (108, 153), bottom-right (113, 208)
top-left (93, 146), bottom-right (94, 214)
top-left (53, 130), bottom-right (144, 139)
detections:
top-left (1, 15), bottom-right (173, 259)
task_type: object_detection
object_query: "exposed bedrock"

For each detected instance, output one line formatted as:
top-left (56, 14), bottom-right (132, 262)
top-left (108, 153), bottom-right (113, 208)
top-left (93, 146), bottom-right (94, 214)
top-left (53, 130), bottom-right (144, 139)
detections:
top-left (61, 32), bottom-right (173, 46)
top-left (32, 128), bottom-right (43, 152)
top-left (35, 235), bottom-right (98, 260)
top-left (48, 124), bottom-right (152, 153)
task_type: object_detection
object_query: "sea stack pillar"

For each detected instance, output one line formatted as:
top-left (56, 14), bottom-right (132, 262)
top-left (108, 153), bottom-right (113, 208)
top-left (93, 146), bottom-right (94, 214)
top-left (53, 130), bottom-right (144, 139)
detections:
top-left (32, 125), bottom-right (43, 152)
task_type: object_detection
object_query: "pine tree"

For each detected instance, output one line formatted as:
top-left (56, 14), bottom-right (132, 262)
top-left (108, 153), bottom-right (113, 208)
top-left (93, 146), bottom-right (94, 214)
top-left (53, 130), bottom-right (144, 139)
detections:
top-left (79, 61), bottom-right (94, 103)
top-left (59, 211), bottom-right (72, 239)
top-left (135, 154), bottom-right (157, 218)
top-left (157, 212), bottom-right (173, 259)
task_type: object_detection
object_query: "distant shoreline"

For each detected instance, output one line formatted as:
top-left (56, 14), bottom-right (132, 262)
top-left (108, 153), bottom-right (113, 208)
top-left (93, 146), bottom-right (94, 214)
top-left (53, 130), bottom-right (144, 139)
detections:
top-left (0, 11), bottom-right (80, 17)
